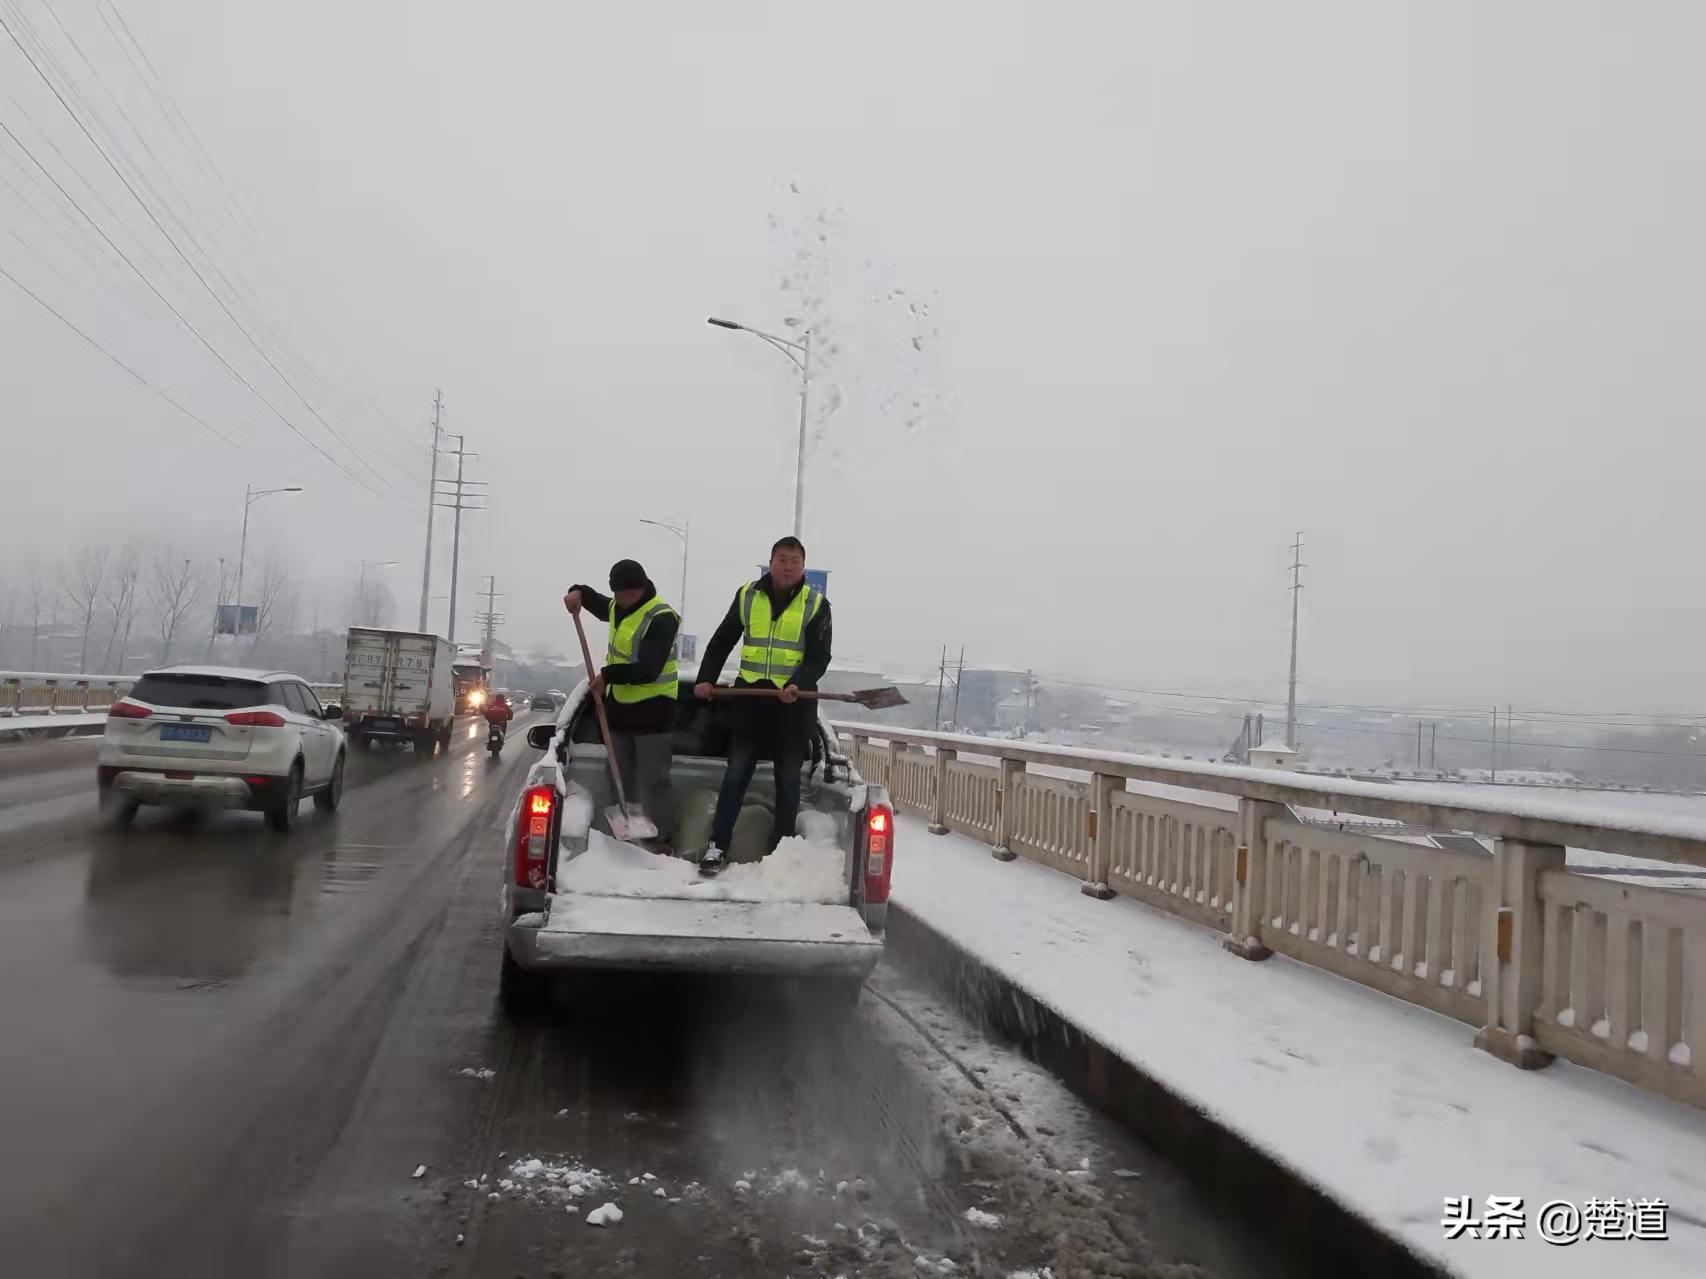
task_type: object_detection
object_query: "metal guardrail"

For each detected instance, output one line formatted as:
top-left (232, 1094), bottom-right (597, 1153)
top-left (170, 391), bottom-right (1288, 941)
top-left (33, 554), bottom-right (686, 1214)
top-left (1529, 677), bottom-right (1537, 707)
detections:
top-left (838, 723), bottom-right (1706, 1112)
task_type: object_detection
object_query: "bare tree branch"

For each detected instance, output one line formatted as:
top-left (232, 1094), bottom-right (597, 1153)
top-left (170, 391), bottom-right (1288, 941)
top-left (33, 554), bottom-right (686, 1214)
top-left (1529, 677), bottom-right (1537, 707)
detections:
top-left (148, 550), bottom-right (204, 666)
top-left (100, 544), bottom-right (142, 673)
top-left (64, 546), bottom-right (110, 675)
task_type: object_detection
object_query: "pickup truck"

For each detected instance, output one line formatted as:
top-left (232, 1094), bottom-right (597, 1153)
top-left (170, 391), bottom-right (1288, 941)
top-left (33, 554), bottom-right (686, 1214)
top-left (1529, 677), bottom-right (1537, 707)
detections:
top-left (497, 676), bottom-right (894, 1013)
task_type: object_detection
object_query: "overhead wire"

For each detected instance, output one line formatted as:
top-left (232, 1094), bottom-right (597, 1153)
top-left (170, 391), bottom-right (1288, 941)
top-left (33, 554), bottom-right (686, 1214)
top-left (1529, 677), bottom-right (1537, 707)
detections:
top-left (0, 255), bottom-right (236, 444)
top-left (0, 4), bottom-right (407, 500)
top-left (35, 4), bottom-right (414, 500)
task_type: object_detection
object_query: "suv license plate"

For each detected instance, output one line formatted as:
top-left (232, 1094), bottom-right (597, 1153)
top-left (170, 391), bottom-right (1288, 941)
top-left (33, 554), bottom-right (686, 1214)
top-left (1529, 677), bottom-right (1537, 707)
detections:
top-left (160, 724), bottom-right (212, 743)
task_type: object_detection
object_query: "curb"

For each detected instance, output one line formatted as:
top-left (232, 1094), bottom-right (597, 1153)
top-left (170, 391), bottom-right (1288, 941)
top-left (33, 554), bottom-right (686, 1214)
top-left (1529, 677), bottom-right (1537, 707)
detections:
top-left (0, 722), bottom-right (106, 745)
top-left (884, 901), bottom-right (1452, 1279)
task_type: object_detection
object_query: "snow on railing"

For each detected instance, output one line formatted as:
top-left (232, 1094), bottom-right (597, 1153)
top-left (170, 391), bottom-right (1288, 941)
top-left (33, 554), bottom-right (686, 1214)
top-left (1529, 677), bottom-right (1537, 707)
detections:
top-left (837, 722), bottom-right (1706, 1111)
top-left (1536, 871), bottom-right (1704, 1098)
top-left (1263, 818), bottom-right (1490, 1027)
top-left (942, 758), bottom-right (999, 842)
top-left (1109, 792), bottom-right (1240, 931)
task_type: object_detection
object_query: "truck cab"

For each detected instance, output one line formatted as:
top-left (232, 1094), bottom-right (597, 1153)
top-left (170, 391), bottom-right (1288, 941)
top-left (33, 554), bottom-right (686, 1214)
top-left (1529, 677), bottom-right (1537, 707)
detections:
top-left (497, 677), bottom-right (893, 1012)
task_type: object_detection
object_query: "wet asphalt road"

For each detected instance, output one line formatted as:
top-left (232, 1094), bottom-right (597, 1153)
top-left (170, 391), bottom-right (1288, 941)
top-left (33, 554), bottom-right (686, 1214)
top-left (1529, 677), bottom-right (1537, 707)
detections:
top-left (0, 720), bottom-right (1287, 1279)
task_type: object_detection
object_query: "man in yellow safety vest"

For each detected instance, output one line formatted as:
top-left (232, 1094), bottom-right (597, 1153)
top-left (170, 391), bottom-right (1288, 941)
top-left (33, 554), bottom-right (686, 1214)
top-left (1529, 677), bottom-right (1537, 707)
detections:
top-left (692, 536), bottom-right (832, 873)
top-left (563, 559), bottom-right (680, 843)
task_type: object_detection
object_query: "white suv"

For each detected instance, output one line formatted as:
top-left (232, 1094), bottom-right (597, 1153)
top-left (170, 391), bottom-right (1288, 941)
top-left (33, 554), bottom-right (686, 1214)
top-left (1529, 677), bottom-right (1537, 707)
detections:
top-left (97, 666), bottom-right (347, 831)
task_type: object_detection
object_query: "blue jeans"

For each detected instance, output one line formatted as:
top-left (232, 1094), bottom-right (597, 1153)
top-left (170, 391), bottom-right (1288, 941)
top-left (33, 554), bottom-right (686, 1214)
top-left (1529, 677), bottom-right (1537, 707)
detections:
top-left (710, 711), bottom-right (807, 853)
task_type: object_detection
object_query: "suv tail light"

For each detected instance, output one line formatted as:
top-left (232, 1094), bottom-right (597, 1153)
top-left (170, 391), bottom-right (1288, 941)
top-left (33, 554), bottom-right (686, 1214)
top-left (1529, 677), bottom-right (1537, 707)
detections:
top-left (108, 700), bottom-right (151, 719)
top-left (515, 785), bottom-right (555, 889)
top-left (224, 710), bottom-right (286, 727)
top-left (864, 801), bottom-right (894, 904)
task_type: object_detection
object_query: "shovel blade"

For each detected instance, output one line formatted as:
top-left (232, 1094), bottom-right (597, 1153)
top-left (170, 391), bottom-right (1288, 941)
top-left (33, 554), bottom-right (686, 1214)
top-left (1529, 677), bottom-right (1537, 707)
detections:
top-left (846, 686), bottom-right (908, 710)
top-left (606, 804), bottom-right (659, 843)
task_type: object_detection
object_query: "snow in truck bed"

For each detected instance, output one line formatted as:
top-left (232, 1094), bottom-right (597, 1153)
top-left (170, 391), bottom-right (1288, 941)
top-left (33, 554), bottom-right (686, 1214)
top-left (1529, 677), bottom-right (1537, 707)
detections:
top-left (557, 830), bottom-right (847, 905)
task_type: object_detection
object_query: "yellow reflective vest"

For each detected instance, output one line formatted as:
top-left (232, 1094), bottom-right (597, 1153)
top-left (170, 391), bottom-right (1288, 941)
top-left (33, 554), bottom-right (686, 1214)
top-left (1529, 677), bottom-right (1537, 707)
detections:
top-left (737, 580), bottom-right (824, 687)
top-left (605, 595), bottom-right (679, 703)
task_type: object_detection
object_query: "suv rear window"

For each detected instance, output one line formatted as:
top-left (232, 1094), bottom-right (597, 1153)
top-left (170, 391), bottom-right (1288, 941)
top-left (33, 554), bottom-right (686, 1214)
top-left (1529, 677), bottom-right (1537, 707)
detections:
top-left (130, 673), bottom-right (274, 711)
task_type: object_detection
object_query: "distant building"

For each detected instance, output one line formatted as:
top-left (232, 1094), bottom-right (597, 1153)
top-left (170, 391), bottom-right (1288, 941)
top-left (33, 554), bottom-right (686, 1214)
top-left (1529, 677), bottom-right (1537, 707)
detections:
top-left (957, 668), bottom-right (1030, 731)
top-left (1249, 738), bottom-right (1299, 771)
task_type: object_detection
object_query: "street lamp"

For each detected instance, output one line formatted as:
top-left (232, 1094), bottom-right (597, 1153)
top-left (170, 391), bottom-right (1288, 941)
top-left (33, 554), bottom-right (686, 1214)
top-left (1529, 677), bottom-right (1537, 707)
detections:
top-left (358, 559), bottom-right (400, 625)
top-left (233, 484), bottom-right (303, 631)
top-left (637, 517), bottom-right (689, 617)
top-left (707, 315), bottom-right (810, 537)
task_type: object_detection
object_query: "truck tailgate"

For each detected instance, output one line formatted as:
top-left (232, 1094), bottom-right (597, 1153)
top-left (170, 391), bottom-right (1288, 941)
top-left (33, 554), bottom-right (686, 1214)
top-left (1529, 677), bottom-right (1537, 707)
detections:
top-left (522, 896), bottom-right (881, 977)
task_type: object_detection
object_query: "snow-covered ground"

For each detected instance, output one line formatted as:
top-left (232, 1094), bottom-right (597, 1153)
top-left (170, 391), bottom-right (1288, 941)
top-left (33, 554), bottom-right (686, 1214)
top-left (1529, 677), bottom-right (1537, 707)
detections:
top-left (890, 815), bottom-right (1706, 1278)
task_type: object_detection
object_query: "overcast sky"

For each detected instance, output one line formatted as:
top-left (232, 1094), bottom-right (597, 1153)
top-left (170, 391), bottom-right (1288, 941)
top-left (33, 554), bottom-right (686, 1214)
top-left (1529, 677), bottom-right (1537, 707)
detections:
top-left (2, 1), bottom-right (1701, 712)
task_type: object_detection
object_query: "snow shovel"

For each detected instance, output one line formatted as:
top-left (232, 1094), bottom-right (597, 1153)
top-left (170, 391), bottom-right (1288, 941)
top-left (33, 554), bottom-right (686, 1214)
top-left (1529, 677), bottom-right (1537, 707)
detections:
top-left (569, 610), bottom-right (658, 843)
top-left (707, 685), bottom-right (909, 710)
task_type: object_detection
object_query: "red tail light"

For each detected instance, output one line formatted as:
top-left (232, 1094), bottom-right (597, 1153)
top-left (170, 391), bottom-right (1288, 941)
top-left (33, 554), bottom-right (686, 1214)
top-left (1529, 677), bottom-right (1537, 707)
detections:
top-left (515, 785), bottom-right (555, 889)
top-left (224, 710), bottom-right (286, 727)
top-left (864, 800), bottom-right (895, 904)
top-left (108, 700), bottom-right (151, 719)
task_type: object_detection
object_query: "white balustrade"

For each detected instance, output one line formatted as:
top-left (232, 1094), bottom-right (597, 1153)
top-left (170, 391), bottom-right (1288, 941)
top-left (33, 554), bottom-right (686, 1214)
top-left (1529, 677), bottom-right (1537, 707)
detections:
top-left (837, 722), bottom-right (1706, 1111)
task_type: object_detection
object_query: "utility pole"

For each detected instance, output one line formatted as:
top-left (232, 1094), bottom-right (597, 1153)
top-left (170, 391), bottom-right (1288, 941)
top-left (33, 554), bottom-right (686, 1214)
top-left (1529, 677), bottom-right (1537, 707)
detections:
top-left (933, 646), bottom-right (947, 730)
top-left (950, 647), bottom-right (965, 729)
top-left (1430, 722), bottom-right (1437, 771)
top-left (418, 389), bottom-right (443, 632)
top-left (432, 434), bottom-right (485, 647)
top-left (473, 575), bottom-right (505, 677)
top-left (1491, 705), bottom-right (1499, 782)
top-left (1286, 532), bottom-right (1304, 749)
top-left (1417, 721), bottom-right (1423, 770)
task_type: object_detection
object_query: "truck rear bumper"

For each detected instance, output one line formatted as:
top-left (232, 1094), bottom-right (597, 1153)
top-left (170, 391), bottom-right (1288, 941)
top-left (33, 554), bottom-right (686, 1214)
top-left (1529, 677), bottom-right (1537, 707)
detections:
top-left (508, 896), bottom-right (883, 979)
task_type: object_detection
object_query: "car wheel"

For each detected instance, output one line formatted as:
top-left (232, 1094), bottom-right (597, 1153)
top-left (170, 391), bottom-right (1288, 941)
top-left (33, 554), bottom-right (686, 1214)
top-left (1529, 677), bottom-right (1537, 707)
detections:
top-left (266, 763), bottom-right (303, 833)
top-left (498, 943), bottom-right (549, 1016)
top-left (314, 752), bottom-right (345, 812)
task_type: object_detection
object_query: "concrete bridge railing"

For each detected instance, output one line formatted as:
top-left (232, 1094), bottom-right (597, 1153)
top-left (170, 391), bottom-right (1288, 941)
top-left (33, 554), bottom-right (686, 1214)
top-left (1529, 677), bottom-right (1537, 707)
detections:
top-left (840, 723), bottom-right (1706, 1112)
top-left (0, 672), bottom-right (132, 716)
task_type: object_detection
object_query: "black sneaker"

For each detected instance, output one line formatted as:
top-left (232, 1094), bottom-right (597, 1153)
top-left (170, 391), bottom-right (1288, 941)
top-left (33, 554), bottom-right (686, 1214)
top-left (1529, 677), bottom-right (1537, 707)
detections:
top-left (697, 846), bottom-right (726, 876)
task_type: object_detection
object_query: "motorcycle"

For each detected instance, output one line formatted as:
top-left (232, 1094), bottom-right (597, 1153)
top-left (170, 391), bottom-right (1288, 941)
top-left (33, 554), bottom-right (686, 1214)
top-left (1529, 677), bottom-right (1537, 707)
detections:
top-left (486, 719), bottom-right (506, 757)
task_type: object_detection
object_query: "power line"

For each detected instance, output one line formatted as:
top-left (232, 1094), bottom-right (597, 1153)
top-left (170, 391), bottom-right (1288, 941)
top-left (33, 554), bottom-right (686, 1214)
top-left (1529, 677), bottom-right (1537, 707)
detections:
top-left (93, 0), bottom-right (250, 239)
top-left (0, 256), bottom-right (235, 444)
top-left (0, 7), bottom-right (401, 499)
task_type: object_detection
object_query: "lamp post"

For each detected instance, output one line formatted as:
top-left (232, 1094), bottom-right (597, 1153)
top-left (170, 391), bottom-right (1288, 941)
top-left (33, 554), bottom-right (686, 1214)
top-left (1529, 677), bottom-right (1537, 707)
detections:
top-left (358, 559), bottom-right (399, 625)
top-left (234, 484), bottom-right (303, 633)
top-left (707, 316), bottom-right (810, 537)
top-left (637, 517), bottom-right (689, 618)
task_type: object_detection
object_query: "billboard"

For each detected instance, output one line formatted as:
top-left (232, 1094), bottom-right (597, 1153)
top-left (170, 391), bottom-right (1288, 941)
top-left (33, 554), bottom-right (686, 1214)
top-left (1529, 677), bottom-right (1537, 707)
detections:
top-left (214, 604), bottom-right (258, 636)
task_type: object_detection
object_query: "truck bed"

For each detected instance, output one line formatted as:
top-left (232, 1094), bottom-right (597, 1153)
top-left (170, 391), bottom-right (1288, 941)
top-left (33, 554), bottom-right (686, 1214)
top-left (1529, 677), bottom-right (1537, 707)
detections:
top-left (502, 678), bottom-right (888, 990)
top-left (515, 896), bottom-right (881, 977)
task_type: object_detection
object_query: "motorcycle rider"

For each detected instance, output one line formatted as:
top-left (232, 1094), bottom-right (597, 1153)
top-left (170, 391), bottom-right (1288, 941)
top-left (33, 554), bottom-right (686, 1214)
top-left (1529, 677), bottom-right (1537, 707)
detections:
top-left (484, 690), bottom-right (514, 749)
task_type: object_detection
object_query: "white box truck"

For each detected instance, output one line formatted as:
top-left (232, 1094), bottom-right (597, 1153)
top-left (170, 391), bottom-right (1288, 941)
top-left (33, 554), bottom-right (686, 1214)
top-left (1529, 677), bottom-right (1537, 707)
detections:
top-left (342, 627), bottom-right (455, 753)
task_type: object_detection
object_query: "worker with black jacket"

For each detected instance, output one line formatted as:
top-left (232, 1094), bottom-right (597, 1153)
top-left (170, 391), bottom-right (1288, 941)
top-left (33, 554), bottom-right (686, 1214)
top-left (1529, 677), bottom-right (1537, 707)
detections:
top-left (563, 559), bottom-right (681, 843)
top-left (692, 536), bottom-right (832, 873)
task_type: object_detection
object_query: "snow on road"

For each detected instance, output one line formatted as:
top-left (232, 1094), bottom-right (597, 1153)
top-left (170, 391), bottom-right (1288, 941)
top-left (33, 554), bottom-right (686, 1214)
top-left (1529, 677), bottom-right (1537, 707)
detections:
top-left (891, 815), bottom-right (1706, 1278)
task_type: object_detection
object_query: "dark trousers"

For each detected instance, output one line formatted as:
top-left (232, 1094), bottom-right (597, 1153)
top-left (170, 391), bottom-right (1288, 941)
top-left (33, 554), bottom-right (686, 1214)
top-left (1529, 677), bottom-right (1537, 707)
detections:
top-left (710, 700), bottom-right (808, 853)
top-left (612, 729), bottom-right (676, 840)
